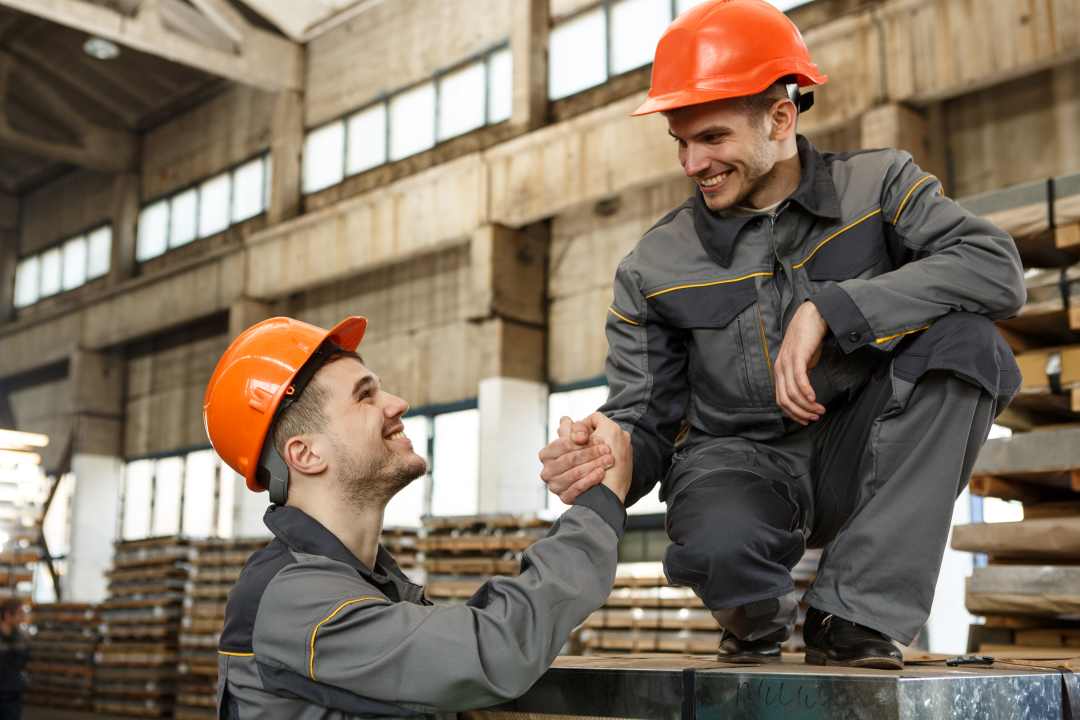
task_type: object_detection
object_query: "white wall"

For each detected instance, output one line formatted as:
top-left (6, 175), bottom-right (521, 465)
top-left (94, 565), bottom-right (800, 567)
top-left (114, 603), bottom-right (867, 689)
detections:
top-left (64, 453), bottom-right (124, 602)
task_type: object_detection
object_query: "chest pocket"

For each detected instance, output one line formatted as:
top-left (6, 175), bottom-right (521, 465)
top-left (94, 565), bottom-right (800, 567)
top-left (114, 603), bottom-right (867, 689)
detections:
top-left (647, 276), bottom-right (774, 410)
top-left (798, 208), bottom-right (890, 281)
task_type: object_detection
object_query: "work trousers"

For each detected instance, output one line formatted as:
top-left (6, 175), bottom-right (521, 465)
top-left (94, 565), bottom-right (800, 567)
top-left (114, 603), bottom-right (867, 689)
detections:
top-left (662, 313), bottom-right (1016, 645)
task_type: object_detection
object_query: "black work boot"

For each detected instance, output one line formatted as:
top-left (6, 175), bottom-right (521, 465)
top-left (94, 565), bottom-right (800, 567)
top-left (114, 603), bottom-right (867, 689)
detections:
top-left (717, 627), bottom-right (786, 664)
top-left (803, 607), bottom-right (903, 669)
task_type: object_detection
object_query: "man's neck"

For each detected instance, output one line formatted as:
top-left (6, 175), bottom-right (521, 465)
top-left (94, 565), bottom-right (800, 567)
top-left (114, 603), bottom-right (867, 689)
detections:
top-left (744, 144), bottom-right (801, 211)
top-left (289, 492), bottom-right (386, 570)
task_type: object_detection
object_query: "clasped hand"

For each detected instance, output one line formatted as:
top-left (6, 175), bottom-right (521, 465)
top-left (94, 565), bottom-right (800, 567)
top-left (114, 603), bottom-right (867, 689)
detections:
top-left (537, 412), bottom-right (632, 505)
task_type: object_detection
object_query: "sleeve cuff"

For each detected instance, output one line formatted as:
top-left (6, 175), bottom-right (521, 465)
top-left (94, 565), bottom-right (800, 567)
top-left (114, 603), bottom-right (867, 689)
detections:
top-left (575, 485), bottom-right (627, 540)
top-left (810, 285), bottom-right (874, 353)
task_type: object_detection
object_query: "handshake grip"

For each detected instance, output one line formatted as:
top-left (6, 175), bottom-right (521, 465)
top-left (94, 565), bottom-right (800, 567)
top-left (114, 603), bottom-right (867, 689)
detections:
top-left (538, 412), bottom-right (633, 505)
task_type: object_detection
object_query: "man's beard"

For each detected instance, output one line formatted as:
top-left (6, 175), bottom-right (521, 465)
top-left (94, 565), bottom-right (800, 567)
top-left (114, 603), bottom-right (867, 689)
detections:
top-left (332, 437), bottom-right (424, 508)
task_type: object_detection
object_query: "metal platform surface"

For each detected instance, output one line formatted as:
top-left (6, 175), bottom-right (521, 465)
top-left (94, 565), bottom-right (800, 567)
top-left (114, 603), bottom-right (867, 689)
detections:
top-left (473, 655), bottom-right (1079, 720)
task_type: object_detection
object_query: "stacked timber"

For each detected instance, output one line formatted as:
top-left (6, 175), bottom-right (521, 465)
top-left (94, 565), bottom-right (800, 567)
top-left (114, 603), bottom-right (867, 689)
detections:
top-left (96, 536), bottom-right (190, 718)
top-left (24, 603), bottom-right (99, 711)
top-left (0, 544), bottom-right (40, 599)
top-left (418, 514), bottom-right (552, 602)
top-left (956, 427), bottom-right (1080, 653)
top-left (578, 551), bottom-right (820, 656)
top-left (177, 538), bottom-right (268, 720)
top-left (381, 526), bottom-right (420, 582)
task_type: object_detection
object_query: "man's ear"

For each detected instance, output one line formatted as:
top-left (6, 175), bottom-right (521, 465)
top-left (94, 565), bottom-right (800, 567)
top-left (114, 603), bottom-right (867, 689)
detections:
top-left (282, 435), bottom-right (328, 476)
top-left (769, 98), bottom-right (798, 141)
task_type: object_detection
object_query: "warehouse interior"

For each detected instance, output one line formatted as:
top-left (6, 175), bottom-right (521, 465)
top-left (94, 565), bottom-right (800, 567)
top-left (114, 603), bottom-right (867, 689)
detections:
top-left (2, 0), bottom-right (1080, 717)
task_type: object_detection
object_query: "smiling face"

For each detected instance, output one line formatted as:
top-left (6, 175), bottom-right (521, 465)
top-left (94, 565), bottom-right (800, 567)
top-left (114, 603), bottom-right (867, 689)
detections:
top-left (278, 355), bottom-right (427, 507)
top-left (666, 94), bottom-right (793, 212)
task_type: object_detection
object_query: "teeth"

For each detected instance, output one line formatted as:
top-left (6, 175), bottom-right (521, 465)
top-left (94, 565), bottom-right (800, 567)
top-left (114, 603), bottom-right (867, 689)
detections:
top-left (700, 171), bottom-right (730, 188)
top-left (387, 431), bottom-right (406, 441)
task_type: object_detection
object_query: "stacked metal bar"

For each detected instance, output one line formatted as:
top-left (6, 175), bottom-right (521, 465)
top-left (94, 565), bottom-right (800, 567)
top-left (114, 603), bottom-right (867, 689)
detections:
top-left (577, 550), bottom-right (820, 655)
top-left (418, 514), bottom-right (552, 602)
top-left (381, 526), bottom-right (421, 582)
top-left (0, 543), bottom-right (39, 599)
top-left (24, 602), bottom-right (99, 711)
top-left (96, 536), bottom-right (190, 718)
top-left (954, 427), bottom-right (1080, 652)
top-left (176, 537), bottom-right (268, 720)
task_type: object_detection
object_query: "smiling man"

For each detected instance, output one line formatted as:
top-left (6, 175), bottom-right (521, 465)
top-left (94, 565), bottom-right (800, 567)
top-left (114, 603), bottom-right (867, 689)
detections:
top-left (203, 316), bottom-right (631, 718)
top-left (539, 0), bottom-right (1024, 668)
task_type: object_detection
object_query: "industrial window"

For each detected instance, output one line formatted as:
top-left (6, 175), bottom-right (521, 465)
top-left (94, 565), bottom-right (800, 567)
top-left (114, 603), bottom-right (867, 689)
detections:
top-left (431, 408), bottom-right (480, 516)
top-left (548, 7), bottom-right (607, 100)
top-left (134, 154), bottom-right (271, 263)
top-left (303, 121), bottom-right (346, 194)
top-left (12, 224), bottom-right (112, 309)
top-left (546, 384), bottom-right (665, 515)
top-left (389, 81), bottom-right (437, 161)
top-left (169, 188), bottom-right (198, 248)
top-left (675, 0), bottom-right (707, 13)
top-left (437, 62), bottom-right (486, 142)
top-left (121, 449), bottom-right (240, 540)
top-left (610, 0), bottom-right (671, 75)
top-left (346, 104), bottom-right (387, 175)
top-left (198, 172), bottom-right (231, 238)
top-left (383, 415), bottom-right (432, 528)
top-left (302, 43), bottom-right (511, 195)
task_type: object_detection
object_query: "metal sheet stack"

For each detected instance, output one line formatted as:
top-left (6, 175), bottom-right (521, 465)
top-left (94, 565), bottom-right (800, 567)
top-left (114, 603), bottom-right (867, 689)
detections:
top-left (577, 550), bottom-right (820, 655)
top-left (24, 602), bottom-right (100, 712)
top-left (175, 537), bottom-right (268, 720)
top-left (381, 526), bottom-right (420, 582)
top-left (417, 514), bottom-right (551, 602)
top-left (954, 427), bottom-right (1080, 655)
top-left (96, 536), bottom-right (190, 718)
top-left (0, 541), bottom-right (39, 599)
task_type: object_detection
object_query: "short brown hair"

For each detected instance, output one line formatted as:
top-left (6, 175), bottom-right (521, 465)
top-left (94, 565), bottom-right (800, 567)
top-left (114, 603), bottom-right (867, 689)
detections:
top-left (0, 598), bottom-right (23, 621)
top-left (271, 350), bottom-right (362, 456)
top-left (733, 80), bottom-right (794, 125)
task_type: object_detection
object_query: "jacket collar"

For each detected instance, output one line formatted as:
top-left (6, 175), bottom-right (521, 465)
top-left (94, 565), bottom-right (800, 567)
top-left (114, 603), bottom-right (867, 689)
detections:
top-left (691, 134), bottom-right (842, 268)
top-left (263, 504), bottom-right (405, 583)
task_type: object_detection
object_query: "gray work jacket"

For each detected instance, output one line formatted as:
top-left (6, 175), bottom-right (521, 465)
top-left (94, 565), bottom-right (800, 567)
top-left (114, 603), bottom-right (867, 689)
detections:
top-left (216, 487), bottom-right (624, 719)
top-left (602, 136), bottom-right (1026, 506)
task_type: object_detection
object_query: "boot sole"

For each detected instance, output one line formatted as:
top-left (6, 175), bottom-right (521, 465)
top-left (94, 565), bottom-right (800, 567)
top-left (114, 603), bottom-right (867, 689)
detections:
top-left (805, 648), bottom-right (903, 670)
top-left (718, 653), bottom-right (783, 664)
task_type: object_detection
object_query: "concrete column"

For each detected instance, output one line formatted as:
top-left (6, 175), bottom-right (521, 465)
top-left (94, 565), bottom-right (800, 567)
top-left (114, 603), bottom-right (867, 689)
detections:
top-left (511, 0), bottom-right (549, 130)
top-left (268, 90), bottom-right (304, 225)
top-left (477, 377), bottom-right (548, 513)
top-left (229, 298), bottom-right (273, 339)
top-left (108, 172), bottom-right (139, 285)
top-left (70, 348), bottom-right (125, 457)
top-left (231, 470), bottom-right (272, 538)
top-left (0, 192), bottom-right (17, 322)
top-left (64, 453), bottom-right (124, 601)
top-left (860, 103), bottom-right (945, 180)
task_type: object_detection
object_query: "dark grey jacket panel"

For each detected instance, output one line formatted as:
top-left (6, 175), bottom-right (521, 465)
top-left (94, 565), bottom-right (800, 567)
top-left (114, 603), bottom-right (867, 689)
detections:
top-left (218, 486), bottom-right (624, 718)
top-left (601, 136), bottom-right (1026, 506)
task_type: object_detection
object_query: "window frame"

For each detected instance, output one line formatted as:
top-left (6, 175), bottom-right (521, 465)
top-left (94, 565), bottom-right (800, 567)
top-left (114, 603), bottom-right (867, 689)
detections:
top-left (12, 221), bottom-right (114, 309)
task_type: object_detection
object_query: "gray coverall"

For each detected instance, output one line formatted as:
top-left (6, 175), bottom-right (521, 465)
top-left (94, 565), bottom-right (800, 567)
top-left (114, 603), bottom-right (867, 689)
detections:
top-left (216, 485), bottom-right (624, 718)
top-left (601, 136), bottom-right (1026, 644)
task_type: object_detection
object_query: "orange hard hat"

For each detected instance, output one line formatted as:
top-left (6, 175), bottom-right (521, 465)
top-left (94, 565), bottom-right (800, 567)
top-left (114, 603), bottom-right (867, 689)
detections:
top-left (203, 315), bottom-right (367, 494)
top-left (633, 0), bottom-right (827, 117)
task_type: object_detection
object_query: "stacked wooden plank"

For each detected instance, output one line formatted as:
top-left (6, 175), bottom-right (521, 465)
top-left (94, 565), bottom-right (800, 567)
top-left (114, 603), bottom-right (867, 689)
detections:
top-left (24, 602), bottom-right (100, 711)
top-left (577, 550), bottom-right (821, 656)
top-left (381, 526), bottom-right (420, 582)
top-left (96, 536), bottom-right (190, 718)
top-left (0, 545), bottom-right (40, 599)
top-left (418, 514), bottom-right (552, 602)
top-left (177, 538), bottom-right (268, 720)
top-left (956, 427), bottom-right (1080, 653)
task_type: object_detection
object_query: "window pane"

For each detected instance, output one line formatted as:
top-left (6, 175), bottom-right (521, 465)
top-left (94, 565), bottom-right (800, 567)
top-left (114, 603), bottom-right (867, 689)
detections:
top-left (487, 47), bottom-right (513, 124)
top-left (431, 409), bottom-right (479, 516)
top-left (123, 460), bottom-right (154, 540)
top-left (437, 62), bottom-right (486, 141)
top-left (198, 173), bottom-right (231, 238)
top-left (182, 450), bottom-right (217, 537)
top-left (232, 157), bottom-right (266, 223)
top-left (676, 0), bottom-right (708, 14)
top-left (547, 386), bottom-right (610, 512)
top-left (38, 247), bottom-right (62, 297)
top-left (61, 235), bottom-right (88, 291)
top-left (769, 0), bottom-right (813, 10)
top-left (302, 121), bottom-right (346, 194)
top-left (610, 0), bottom-right (671, 75)
top-left (216, 459), bottom-right (236, 538)
top-left (389, 82), bottom-right (436, 161)
top-left (137, 200), bottom-right (169, 261)
top-left (169, 189), bottom-right (198, 248)
top-left (86, 226), bottom-right (111, 279)
top-left (383, 416), bottom-right (430, 528)
top-left (549, 9), bottom-right (607, 100)
top-left (346, 105), bottom-right (387, 175)
top-left (152, 457), bottom-right (183, 536)
top-left (13, 256), bottom-right (39, 308)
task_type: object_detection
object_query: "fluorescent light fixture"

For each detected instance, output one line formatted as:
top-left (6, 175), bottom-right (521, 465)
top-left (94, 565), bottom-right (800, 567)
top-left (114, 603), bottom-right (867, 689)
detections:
top-left (84, 36), bottom-right (120, 60)
top-left (0, 429), bottom-right (48, 450)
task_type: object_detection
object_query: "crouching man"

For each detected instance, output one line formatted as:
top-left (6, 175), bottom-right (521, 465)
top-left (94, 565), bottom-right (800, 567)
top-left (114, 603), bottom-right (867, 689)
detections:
top-left (204, 315), bottom-right (631, 718)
